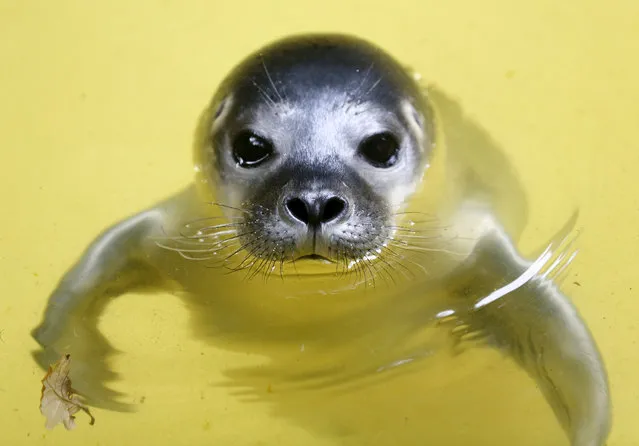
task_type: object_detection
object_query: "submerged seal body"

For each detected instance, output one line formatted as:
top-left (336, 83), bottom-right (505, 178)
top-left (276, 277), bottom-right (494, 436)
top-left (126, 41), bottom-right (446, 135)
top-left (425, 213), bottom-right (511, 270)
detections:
top-left (32, 34), bottom-right (610, 445)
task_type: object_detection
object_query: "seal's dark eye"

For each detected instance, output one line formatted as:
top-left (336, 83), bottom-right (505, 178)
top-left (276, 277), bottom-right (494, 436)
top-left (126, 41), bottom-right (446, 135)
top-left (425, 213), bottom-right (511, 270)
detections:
top-left (232, 131), bottom-right (274, 168)
top-left (358, 132), bottom-right (400, 168)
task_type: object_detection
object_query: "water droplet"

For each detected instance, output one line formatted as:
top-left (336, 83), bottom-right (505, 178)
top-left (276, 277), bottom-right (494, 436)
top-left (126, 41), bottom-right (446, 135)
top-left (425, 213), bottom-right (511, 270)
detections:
top-left (436, 309), bottom-right (455, 318)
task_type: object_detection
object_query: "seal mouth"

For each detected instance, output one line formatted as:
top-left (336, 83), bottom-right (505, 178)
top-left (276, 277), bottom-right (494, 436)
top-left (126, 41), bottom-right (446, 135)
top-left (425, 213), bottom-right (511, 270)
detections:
top-left (295, 254), bottom-right (334, 263)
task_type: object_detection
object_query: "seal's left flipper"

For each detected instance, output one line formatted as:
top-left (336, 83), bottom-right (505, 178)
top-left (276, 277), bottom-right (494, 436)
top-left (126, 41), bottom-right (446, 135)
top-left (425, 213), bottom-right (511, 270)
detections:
top-left (31, 209), bottom-right (164, 411)
top-left (448, 220), bottom-right (611, 446)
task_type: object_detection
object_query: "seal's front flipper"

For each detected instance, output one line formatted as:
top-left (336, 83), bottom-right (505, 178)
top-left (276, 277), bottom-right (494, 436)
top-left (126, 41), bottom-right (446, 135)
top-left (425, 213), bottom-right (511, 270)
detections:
top-left (449, 221), bottom-right (611, 446)
top-left (31, 210), bottom-right (162, 411)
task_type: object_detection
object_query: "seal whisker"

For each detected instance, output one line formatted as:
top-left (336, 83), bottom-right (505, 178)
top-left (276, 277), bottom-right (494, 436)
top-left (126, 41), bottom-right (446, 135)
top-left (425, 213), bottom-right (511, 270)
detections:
top-left (358, 254), bottom-right (380, 288)
top-left (251, 244), bottom-right (281, 281)
top-left (179, 228), bottom-right (240, 240)
top-left (263, 245), bottom-right (290, 282)
top-left (225, 234), bottom-right (272, 269)
top-left (263, 251), bottom-right (283, 283)
top-left (392, 211), bottom-right (438, 218)
top-left (235, 234), bottom-right (288, 274)
top-left (183, 215), bottom-right (244, 228)
top-left (349, 61), bottom-right (375, 106)
top-left (245, 256), bottom-right (269, 281)
top-left (369, 241), bottom-right (414, 284)
top-left (207, 202), bottom-right (252, 215)
top-left (165, 229), bottom-right (242, 242)
top-left (376, 248), bottom-right (413, 282)
top-left (383, 225), bottom-right (444, 232)
top-left (336, 247), bottom-right (350, 279)
top-left (175, 233), bottom-right (241, 248)
top-left (209, 233), bottom-right (271, 270)
top-left (179, 232), bottom-right (246, 245)
top-left (330, 234), bottom-right (398, 286)
top-left (348, 221), bottom-right (443, 233)
top-left (361, 76), bottom-right (383, 100)
top-left (156, 228), bottom-right (246, 245)
top-left (174, 250), bottom-right (220, 262)
top-left (381, 246), bottom-right (429, 278)
top-left (391, 234), bottom-right (444, 241)
top-left (260, 56), bottom-right (285, 103)
top-left (387, 240), bottom-right (467, 258)
top-left (242, 244), bottom-right (280, 281)
top-left (188, 222), bottom-right (246, 233)
top-left (365, 252), bottom-right (396, 286)
top-left (154, 243), bottom-right (235, 255)
top-left (155, 230), bottom-right (246, 264)
top-left (352, 256), bottom-right (373, 289)
top-left (250, 79), bottom-right (278, 109)
top-left (159, 238), bottom-right (242, 257)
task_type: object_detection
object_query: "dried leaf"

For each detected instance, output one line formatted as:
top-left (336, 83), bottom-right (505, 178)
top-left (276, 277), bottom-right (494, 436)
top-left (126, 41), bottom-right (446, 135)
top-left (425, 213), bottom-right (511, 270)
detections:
top-left (39, 354), bottom-right (95, 430)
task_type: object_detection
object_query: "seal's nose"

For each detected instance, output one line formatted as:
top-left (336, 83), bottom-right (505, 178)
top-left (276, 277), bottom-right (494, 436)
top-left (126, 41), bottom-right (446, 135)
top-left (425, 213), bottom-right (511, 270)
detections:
top-left (285, 194), bottom-right (347, 227)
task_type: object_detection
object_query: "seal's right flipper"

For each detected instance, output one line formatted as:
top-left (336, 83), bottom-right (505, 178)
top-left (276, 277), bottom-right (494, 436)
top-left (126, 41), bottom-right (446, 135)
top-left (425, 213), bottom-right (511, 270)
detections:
top-left (31, 209), bottom-right (162, 411)
top-left (451, 220), bottom-right (611, 446)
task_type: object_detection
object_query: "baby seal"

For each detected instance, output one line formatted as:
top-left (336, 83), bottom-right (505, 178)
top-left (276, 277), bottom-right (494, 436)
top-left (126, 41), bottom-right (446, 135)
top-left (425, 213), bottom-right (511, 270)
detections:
top-left (31, 34), bottom-right (610, 445)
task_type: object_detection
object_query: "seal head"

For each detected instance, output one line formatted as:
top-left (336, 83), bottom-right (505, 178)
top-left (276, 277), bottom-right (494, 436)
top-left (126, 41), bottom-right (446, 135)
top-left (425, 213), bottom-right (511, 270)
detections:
top-left (198, 34), bottom-right (433, 266)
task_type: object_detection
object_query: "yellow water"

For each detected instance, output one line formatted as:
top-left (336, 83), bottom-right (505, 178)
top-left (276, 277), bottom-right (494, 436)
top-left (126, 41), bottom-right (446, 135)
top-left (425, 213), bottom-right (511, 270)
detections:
top-left (1, 1), bottom-right (638, 445)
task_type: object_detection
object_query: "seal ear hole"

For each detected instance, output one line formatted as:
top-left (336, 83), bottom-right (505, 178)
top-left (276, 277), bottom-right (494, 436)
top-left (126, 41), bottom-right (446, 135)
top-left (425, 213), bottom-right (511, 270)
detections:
top-left (232, 130), bottom-right (274, 168)
top-left (357, 132), bottom-right (400, 168)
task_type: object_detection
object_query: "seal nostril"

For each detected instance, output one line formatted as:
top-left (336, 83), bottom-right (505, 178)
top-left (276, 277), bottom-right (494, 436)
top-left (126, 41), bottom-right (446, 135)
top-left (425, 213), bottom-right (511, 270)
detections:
top-left (285, 198), bottom-right (310, 224)
top-left (321, 197), bottom-right (347, 223)
top-left (285, 196), bottom-right (346, 226)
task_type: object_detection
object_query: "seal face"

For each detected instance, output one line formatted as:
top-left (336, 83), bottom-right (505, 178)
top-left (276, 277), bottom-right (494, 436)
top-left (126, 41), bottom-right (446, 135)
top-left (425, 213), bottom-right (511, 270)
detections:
top-left (200, 35), bottom-right (433, 267)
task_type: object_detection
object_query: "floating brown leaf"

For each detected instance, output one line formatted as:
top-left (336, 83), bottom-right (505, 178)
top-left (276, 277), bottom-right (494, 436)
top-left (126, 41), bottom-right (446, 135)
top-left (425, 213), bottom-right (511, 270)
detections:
top-left (39, 354), bottom-right (95, 430)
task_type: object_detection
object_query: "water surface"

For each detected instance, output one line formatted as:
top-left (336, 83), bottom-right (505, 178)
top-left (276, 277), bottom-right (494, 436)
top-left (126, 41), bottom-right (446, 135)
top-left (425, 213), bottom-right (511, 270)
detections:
top-left (1, 1), bottom-right (638, 445)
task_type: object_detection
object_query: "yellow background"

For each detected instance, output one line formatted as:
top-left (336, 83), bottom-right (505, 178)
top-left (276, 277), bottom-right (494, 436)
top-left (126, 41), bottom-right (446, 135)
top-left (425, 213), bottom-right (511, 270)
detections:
top-left (1, 1), bottom-right (637, 445)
